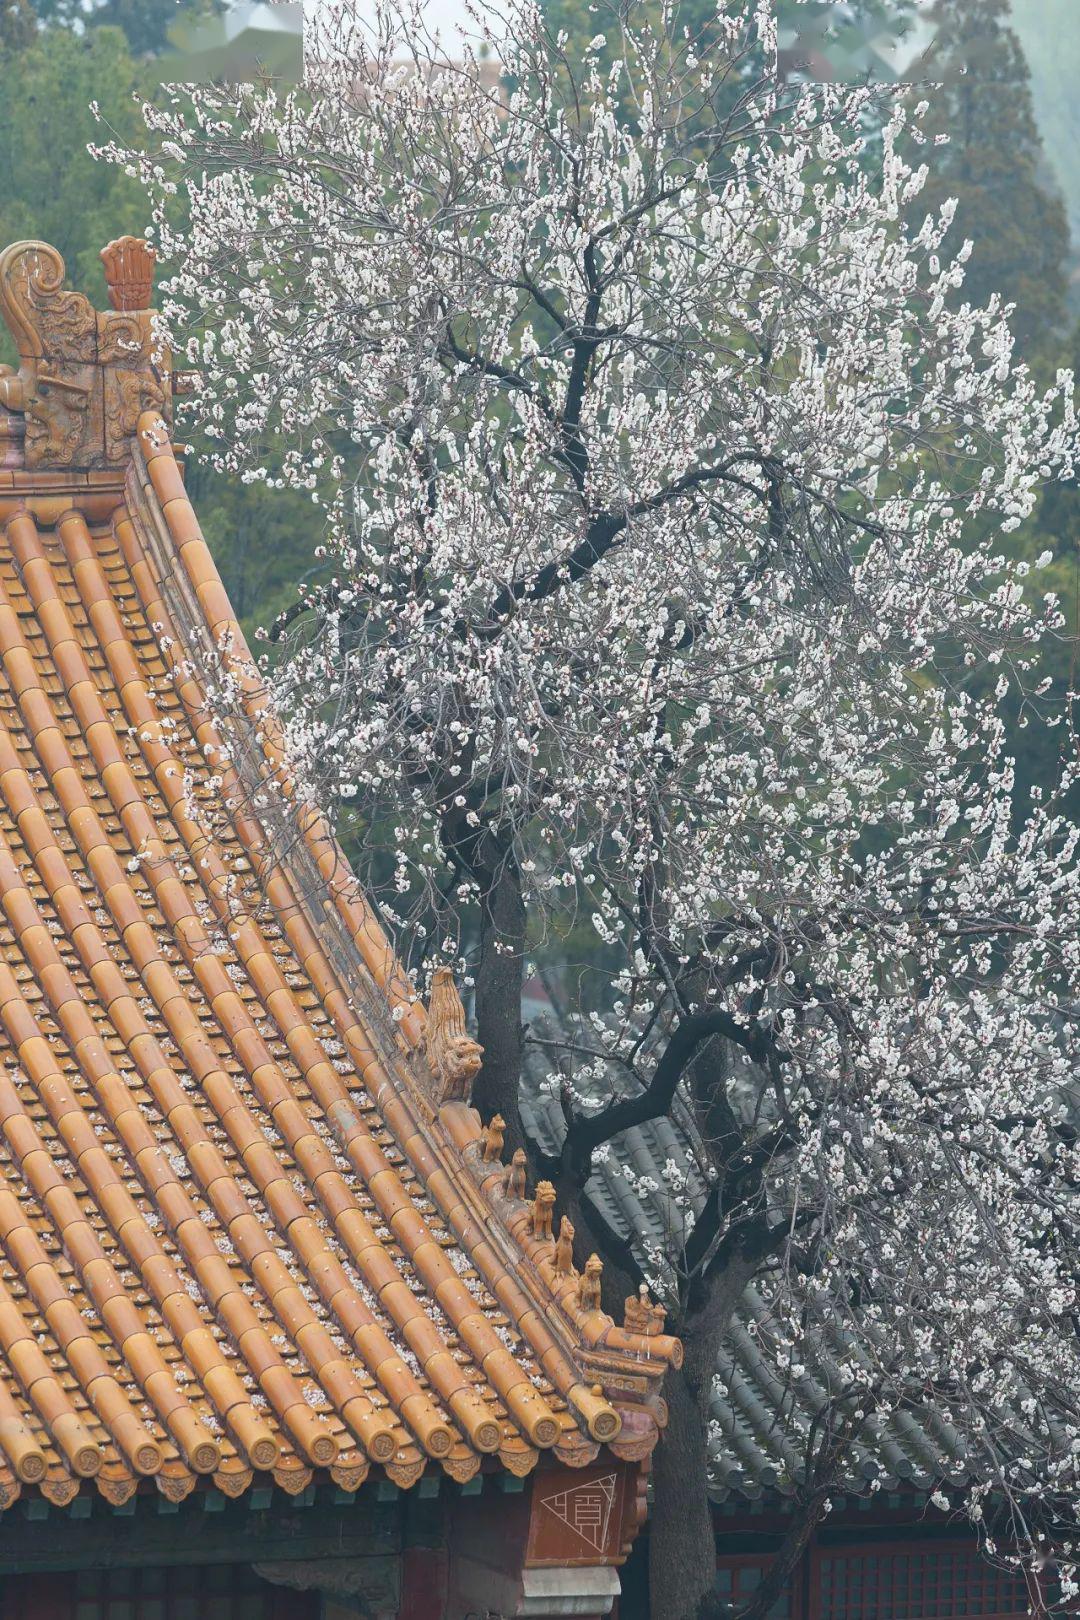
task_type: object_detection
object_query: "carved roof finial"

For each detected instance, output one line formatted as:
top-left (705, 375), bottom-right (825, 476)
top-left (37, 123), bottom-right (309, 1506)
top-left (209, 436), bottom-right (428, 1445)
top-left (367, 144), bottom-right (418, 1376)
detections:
top-left (424, 965), bottom-right (483, 1104)
top-left (100, 236), bottom-right (156, 313)
top-left (624, 1282), bottom-right (667, 1337)
top-left (530, 1180), bottom-right (556, 1241)
top-left (0, 238), bottom-right (170, 470)
top-left (554, 1215), bottom-right (576, 1276)
top-left (502, 1148), bottom-right (527, 1199)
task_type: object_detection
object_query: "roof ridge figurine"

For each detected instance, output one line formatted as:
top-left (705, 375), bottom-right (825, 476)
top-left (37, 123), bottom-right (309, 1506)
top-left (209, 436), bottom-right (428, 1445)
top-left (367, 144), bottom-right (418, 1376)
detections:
top-left (423, 965), bottom-right (484, 1104)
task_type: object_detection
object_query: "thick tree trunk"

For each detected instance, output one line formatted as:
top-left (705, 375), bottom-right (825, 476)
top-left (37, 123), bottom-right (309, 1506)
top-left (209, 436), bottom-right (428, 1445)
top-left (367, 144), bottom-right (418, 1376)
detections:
top-left (649, 1324), bottom-right (726, 1620)
top-left (471, 850), bottom-right (527, 1150)
top-left (648, 1252), bottom-right (761, 1620)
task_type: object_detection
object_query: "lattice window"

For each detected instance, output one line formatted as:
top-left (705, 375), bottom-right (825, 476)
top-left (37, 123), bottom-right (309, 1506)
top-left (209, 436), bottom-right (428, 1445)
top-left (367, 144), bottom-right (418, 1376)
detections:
top-left (815, 1544), bottom-right (1035, 1620)
top-left (715, 1555), bottom-right (797, 1620)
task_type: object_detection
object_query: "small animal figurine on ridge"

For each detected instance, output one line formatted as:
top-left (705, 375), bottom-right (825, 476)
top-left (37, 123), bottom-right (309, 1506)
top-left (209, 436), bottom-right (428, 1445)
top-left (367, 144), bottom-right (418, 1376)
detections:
top-left (579, 1254), bottom-right (603, 1312)
top-left (624, 1283), bottom-right (666, 1337)
top-left (503, 1149), bottom-right (527, 1200)
top-left (424, 966), bottom-right (484, 1104)
top-left (554, 1216), bottom-right (576, 1276)
top-left (481, 1114), bottom-right (505, 1162)
top-left (531, 1180), bottom-right (556, 1241)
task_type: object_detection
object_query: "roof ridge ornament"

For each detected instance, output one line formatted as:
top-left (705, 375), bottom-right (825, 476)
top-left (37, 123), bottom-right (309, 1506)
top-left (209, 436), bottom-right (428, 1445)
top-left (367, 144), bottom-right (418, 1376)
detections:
top-left (424, 965), bottom-right (484, 1105)
top-left (100, 235), bottom-right (157, 312)
top-left (0, 237), bottom-right (170, 470)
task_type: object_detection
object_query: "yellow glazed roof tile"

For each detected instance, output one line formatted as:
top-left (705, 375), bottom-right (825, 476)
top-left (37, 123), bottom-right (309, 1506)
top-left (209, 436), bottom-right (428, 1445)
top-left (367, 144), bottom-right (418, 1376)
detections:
top-left (0, 237), bottom-right (679, 1510)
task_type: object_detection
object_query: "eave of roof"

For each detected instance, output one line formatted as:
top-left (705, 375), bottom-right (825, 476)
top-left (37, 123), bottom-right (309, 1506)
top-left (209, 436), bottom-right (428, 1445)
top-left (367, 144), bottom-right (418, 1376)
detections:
top-left (0, 238), bottom-right (679, 1511)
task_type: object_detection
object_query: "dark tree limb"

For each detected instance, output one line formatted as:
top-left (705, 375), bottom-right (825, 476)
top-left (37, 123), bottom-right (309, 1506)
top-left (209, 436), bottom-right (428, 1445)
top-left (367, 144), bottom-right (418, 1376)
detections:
top-left (562, 1008), bottom-right (784, 1182)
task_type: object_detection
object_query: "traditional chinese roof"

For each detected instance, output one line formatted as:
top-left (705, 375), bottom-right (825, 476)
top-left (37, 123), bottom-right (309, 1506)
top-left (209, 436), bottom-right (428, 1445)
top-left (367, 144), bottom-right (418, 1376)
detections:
top-left (0, 238), bottom-right (679, 1512)
top-left (521, 1069), bottom-right (990, 1505)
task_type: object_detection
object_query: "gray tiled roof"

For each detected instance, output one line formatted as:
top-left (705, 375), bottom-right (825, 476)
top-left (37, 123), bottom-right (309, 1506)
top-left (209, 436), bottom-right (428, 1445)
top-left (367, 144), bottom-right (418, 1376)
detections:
top-left (521, 1066), bottom-right (978, 1502)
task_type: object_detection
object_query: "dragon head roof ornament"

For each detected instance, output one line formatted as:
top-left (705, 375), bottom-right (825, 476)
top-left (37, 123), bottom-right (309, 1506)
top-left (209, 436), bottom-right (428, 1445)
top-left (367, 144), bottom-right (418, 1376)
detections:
top-left (0, 237), bottom-right (170, 470)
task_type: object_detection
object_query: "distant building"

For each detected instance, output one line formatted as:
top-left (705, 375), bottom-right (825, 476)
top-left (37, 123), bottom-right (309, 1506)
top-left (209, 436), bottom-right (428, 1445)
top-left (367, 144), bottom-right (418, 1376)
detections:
top-left (161, 2), bottom-right (303, 84)
top-left (778, 1), bottom-right (937, 84)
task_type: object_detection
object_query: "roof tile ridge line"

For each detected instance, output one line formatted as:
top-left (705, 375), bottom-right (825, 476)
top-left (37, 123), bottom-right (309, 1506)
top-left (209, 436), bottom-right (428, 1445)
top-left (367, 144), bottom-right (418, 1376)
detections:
top-left (75, 519), bottom-right (508, 1474)
top-left (90, 492), bottom-right (634, 1470)
top-left (0, 1068), bottom-right (220, 1481)
top-left (364, 1066), bottom-right (679, 1408)
top-left (0, 1168), bottom-right (153, 1481)
top-left (0, 735), bottom-right (280, 1478)
top-left (114, 455), bottom-right (568, 1452)
top-left (0, 550), bottom-right (345, 1474)
top-left (92, 499), bottom-right (620, 1446)
top-left (109, 456), bottom-right (629, 1446)
top-left (119, 428), bottom-right (649, 1446)
top-left (1, 519), bottom-right (397, 1476)
top-left (132, 413), bottom-right (424, 1052)
top-left (105, 505), bottom-right (544, 1466)
top-left (467, 1145), bottom-right (683, 1374)
top-left (363, 1079), bottom-right (626, 1447)
top-left (0, 1253), bottom-right (102, 1483)
top-left (56, 511), bottom-right (464, 1470)
top-left (93, 515), bottom-right (509, 1468)
top-left (350, 1062), bottom-right (680, 1443)
top-left (323, 1081), bottom-right (563, 1451)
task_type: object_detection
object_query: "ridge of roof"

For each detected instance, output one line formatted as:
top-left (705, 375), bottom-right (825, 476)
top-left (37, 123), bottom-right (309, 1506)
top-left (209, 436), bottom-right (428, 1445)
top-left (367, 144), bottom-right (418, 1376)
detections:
top-left (0, 238), bottom-right (679, 1510)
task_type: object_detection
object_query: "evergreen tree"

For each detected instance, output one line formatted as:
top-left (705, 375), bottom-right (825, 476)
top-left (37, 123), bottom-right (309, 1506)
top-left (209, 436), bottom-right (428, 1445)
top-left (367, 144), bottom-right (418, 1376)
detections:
top-left (0, 0), bottom-right (35, 49)
top-left (31, 0), bottom-right (222, 56)
top-left (920, 0), bottom-right (1069, 356)
top-left (0, 23), bottom-right (148, 314)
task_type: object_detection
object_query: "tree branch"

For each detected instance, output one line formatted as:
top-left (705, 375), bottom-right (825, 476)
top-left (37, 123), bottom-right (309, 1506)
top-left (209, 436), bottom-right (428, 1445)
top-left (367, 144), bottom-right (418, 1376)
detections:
top-left (562, 1008), bottom-right (783, 1182)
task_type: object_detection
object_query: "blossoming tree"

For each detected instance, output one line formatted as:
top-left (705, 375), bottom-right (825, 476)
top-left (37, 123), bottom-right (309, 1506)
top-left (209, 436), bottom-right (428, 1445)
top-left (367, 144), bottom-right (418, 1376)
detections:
top-left (113, 2), bottom-right (1080, 1613)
